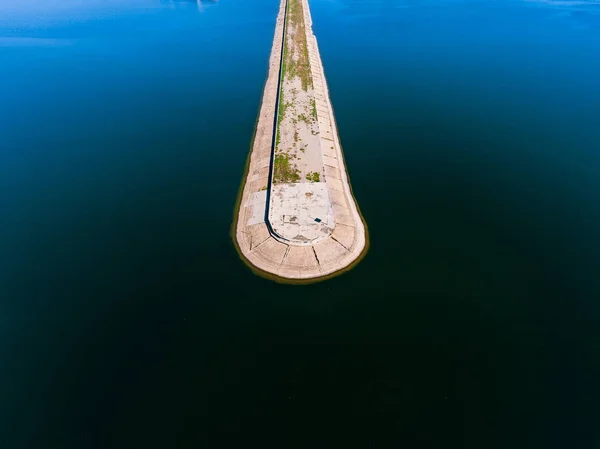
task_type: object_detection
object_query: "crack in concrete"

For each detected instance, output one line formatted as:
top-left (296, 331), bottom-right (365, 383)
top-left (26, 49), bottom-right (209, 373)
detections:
top-left (281, 245), bottom-right (291, 265)
top-left (311, 246), bottom-right (321, 266)
top-left (251, 235), bottom-right (271, 251)
top-left (331, 236), bottom-right (349, 252)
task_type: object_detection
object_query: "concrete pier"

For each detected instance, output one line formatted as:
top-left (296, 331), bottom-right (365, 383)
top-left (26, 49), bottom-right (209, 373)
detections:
top-left (233, 0), bottom-right (367, 281)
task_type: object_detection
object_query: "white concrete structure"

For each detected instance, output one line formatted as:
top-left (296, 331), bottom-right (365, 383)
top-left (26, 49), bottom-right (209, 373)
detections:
top-left (234, 0), bottom-right (367, 281)
top-left (270, 183), bottom-right (334, 244)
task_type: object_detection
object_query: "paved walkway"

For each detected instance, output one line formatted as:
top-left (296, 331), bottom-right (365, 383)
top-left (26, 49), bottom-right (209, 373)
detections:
top-left (234, 0), bottom-right (367, 281)
top-left (270, 183), bottom-right (335, 244)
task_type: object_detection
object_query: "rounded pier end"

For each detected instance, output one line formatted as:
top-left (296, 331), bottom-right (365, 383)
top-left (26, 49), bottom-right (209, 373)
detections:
top-left (233, 0), bottom-right (367, 282)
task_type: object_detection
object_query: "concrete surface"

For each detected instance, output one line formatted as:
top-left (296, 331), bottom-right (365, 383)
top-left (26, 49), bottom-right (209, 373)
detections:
top-left (270, 182), bottom-right (334, 244)
top-left (234, 0), bottom-right (367, 281)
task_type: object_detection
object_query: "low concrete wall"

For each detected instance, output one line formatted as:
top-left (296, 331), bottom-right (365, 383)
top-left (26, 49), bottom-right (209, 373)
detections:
top-left (234, 0), bottom-right (367, 281)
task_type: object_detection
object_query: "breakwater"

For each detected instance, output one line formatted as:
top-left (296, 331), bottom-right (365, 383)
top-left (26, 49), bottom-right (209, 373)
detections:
top-left (233, 0), bottom-right (367, 282)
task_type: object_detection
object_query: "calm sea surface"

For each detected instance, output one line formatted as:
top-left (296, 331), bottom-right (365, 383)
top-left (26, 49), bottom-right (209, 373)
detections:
top-left (1, 0), bottom-right (600, 447)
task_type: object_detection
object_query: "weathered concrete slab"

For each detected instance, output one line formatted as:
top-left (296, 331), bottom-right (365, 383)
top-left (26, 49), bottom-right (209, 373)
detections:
top-left (240, 229), bottom-right (252, 249)
top-left (253, 237), bottom-right (288, 265)
top-left (329, 188), bottom-right (348, 210)
top-left (322, 153), bottom-right (338, 166)
top-left (249, 223), bottom-right (271, 250)
top-left (332, 208), bottom-right (355, 227)
top-left (258, 157), bottom-right (271, 169)
top-left (245, 191), bottom-right (267, 226)
top-left (240, 205), bottom-right (253, 230)
top-left (322, 147), bottom-right (337, 161)
top-left (251, 178), bottom-right (269, 192)
top-left (331, 224), bottom-right (355, 250)
top-left (324, 164), bottom-right (340, 180)
top-left (278, 265), bottom-right (302, 279)
top-left (326, 177), bottom-right (344, 192)
top-left (258, 165), bottom-right (270, 179)
top-left (283, 245), bottom-right (319, 270)
top-left (269, 183), bottom-right (333, 244)
top-left (321, 130), bottom-right (334, 140)
top-left (313, 237), bottom-right (348, 266)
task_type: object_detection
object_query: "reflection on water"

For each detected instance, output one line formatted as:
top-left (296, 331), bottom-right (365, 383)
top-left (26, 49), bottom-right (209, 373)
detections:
top-left (0, 0), bottom-right (220, 27)
top-left (161, 0), bottom-right (218, 12)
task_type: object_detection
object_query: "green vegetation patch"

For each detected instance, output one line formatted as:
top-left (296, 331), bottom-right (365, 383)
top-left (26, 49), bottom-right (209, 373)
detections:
top-left (305, 171), bottom-right (321, 182)
top-left (274, 153), bottom-right (301, 184)
top-left (285, 0), bottom-right (313, 91)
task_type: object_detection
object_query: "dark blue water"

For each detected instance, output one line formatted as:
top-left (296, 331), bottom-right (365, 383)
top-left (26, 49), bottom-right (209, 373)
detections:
top-left (2, 0), bottom-right (600, 447)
